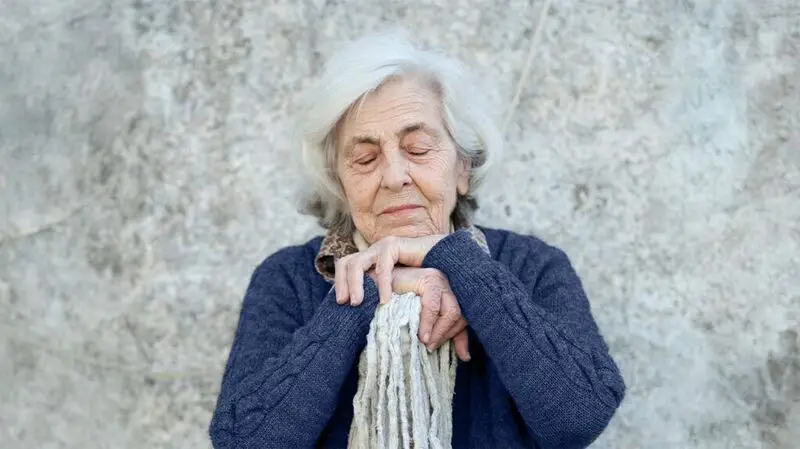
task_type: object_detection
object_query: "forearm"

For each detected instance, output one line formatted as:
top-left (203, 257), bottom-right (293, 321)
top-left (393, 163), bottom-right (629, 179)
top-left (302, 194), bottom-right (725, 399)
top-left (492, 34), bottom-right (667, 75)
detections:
top-left (210, 280), bottom-right (379, 449)
top-left (422, 231), bottom-right (624, 449)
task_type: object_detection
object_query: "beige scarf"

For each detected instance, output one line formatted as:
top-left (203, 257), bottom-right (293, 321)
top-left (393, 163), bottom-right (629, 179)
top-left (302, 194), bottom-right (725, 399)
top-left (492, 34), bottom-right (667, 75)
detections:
top-left (315, 223), bottom-right (490, 449)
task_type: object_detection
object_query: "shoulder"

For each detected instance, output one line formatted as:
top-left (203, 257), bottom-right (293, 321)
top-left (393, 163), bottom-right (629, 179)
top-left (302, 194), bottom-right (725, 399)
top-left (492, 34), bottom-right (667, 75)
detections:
top-left (474, 225), bottom-right (584, 289)
top-left (476, 224), bottom-right (570, 261)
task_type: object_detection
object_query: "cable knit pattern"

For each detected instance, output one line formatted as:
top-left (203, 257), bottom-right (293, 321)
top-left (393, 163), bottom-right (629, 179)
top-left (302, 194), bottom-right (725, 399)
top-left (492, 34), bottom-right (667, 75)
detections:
top-left (209, 226), bottom-right (625, 449)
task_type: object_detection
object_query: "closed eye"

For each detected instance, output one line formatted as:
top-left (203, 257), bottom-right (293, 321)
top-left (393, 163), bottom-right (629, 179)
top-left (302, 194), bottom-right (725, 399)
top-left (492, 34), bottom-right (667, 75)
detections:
top-left (407, 148), bottom-right (431, 156)
top-left (356, 156), bottom-right (377, 166)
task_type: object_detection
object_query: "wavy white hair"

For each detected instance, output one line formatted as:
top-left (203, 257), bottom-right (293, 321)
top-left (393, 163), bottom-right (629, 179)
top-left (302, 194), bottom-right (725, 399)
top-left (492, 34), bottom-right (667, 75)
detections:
top-left (295, 29), bottom-right (504, 231)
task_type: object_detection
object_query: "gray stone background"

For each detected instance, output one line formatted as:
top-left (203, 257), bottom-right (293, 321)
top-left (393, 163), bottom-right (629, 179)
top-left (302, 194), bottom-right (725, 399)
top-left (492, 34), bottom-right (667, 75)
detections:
top-left (1, 0), bottom-right (798, 447)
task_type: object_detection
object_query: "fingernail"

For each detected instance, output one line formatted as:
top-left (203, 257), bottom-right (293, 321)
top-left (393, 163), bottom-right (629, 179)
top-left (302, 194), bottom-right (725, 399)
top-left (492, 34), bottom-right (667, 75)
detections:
top-left (422, 333), bottom-right (429, 344)
top-left (464, 353), bottom-right (471, 362)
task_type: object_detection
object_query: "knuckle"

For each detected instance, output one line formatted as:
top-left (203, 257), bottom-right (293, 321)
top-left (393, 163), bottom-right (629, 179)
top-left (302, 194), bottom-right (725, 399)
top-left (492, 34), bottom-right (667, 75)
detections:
top-left (424, 270), bottom-right (448, 288)
top-left (375, 258), bottom-right (391, 273)
top-left (376, 236), bottom-right (392, 249)
top-left (346, 256), bottom-right (361, 270)
top-left (423, 268), bottom-right (443, 280)
top-left (444, 307), bottom-right (462, 320)
top-left (423, 298), bottom-right (441, 312)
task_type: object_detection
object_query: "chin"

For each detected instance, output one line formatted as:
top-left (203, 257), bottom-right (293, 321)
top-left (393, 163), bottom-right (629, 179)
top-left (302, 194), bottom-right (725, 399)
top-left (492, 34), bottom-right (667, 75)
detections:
top-left (378, 222), bottom-right (443, 240)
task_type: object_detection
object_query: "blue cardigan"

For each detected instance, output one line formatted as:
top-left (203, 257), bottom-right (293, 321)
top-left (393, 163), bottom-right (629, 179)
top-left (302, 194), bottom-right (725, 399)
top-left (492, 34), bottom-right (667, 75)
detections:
top-left (209, 226), bottom-right (625, 448)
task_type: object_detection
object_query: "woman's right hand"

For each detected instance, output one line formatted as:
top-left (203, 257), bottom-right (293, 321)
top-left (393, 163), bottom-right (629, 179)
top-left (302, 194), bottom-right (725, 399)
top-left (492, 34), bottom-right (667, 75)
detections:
top-left (352, 266), bottom-right (471, 362)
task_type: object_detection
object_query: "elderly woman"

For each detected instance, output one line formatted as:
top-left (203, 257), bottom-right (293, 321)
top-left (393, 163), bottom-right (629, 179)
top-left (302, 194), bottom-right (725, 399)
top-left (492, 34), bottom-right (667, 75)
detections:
top-left (209, 32), bottom-right (625, 449)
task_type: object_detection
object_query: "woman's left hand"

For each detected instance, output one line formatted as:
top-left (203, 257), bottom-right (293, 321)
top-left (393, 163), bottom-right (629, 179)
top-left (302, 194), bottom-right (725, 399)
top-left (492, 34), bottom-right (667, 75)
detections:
top-left (338, 263), bottom-right (470, 361)
top-left (391, 267), bottom-right (470, 361)
top-left (334, 234), bottom-right (446, 306)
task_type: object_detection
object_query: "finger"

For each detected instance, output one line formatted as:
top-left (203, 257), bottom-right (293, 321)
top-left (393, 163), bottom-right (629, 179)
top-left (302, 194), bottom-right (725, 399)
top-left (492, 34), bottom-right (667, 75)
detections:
top-left (429, 319), bottom-right (467, 352)
top-left (453, 330), bottom-right (471, 362)
top-left (374, 248), bottom-right (395, 305)
top-left (441, 318), bottom-right (467, 342)
top-left (334, 256), bottom-right (351, 304)
top-left (427, 290), bottom-right (462, 351)
top-left (348, 254), bottom-right (374, 306)
top-left (417, 282), bottom-right (442, 345)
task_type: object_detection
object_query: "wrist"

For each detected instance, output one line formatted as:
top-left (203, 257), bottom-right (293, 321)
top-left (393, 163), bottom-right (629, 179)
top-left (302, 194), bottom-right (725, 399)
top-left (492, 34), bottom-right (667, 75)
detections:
top-left (415, 234), bottom-right (448, 266)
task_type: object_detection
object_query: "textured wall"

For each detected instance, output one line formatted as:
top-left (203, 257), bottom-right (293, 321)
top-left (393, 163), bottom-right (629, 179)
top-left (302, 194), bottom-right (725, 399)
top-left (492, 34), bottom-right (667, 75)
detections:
top-left (1, 0), bottom-right (798, 447)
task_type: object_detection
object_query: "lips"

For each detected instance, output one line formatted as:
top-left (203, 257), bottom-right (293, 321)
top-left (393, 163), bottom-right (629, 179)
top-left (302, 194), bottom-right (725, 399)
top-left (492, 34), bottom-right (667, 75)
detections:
top-left (381, 204), bottom-right (421, 215)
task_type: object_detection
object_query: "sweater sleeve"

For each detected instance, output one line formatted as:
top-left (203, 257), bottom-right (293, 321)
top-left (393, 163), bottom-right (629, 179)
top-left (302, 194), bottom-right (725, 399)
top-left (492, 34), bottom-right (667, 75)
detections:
top-left (209, 247), bottom-right (379, 449)
top-left (422, 230), bottom-right (625, 449)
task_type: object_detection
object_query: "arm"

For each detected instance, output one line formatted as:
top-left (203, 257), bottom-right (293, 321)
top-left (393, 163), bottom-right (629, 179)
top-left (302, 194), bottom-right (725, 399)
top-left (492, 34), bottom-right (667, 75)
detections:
top-left (209, 247), bottom-right (380, 449)
top-left (422, 230), bottom-right (625, 449)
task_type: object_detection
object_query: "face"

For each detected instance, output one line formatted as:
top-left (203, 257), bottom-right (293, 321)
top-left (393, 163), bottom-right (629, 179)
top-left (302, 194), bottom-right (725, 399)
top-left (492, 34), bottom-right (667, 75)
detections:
top-left (335, 76), bottom-right (469, 244)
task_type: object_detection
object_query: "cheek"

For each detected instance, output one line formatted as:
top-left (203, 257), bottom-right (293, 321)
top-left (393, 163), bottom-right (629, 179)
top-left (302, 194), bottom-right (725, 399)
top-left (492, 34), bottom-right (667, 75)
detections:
top-left (414, 161), bottom-right (458, 200)
top-left (342, 173), bottom-right (378, 211)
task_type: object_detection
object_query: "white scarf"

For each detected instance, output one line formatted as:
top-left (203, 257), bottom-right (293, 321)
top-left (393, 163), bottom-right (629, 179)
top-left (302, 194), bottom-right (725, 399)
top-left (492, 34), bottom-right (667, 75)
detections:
top-left (347, 226), bottom-right (458, 449)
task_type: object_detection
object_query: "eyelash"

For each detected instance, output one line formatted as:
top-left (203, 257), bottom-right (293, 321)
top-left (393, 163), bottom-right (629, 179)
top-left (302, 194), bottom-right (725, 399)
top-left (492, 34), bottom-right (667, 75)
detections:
top-left (354, 147), bottom-right (430, 166)
top-left (356, 156), bottom-right (376, 166)
top-left (407, 147), bottom-right (431, 156)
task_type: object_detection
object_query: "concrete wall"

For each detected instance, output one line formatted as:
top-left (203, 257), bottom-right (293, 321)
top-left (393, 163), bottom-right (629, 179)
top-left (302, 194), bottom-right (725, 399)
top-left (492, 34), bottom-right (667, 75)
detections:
top-left (1, 0), bottom-right (798, 447)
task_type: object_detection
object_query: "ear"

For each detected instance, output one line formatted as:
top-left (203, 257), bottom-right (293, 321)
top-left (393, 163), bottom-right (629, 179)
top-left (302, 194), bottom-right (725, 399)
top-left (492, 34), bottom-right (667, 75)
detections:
top-left (456, 157), bottom-right (470, 196)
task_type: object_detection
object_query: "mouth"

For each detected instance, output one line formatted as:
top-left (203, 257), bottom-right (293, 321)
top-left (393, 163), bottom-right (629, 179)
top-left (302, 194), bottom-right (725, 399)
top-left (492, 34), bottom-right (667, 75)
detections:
top-left (381, 204), bottom-right (422, 215)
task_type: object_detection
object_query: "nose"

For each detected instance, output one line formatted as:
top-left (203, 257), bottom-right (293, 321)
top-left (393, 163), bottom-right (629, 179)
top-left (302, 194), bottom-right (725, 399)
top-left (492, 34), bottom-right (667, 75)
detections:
top-left (380, 148), bottom-right (411, 192)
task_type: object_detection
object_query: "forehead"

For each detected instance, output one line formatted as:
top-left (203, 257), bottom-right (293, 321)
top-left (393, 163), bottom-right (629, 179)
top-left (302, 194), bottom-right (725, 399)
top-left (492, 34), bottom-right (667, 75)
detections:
top-left (339, 77), bottom-right (444, 137)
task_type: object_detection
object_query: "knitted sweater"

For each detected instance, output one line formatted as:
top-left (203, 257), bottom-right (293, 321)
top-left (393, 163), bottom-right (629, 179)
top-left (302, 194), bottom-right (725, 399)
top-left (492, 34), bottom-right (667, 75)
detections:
top-left (208, 226), bottom-right (626, 449)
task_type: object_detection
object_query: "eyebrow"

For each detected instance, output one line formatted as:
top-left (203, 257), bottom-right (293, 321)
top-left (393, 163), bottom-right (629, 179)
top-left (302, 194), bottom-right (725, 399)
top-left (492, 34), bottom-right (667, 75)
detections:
top-left (349, 135), bottom-right (380, 148)
top-left (347, 122), bottom-right (440, 153)
top-left (399, 122), bottom-right (441, 140)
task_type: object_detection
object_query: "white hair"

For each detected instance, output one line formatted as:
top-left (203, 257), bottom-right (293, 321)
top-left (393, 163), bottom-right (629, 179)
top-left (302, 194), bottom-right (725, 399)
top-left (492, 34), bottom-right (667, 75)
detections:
top-left (295, 29), bottom-right (504, 231)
